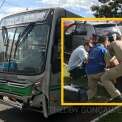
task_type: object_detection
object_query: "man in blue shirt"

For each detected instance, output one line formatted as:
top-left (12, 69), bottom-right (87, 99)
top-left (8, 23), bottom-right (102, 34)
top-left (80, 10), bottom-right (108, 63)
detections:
top-left (86, 36), bottom-right (111, 100)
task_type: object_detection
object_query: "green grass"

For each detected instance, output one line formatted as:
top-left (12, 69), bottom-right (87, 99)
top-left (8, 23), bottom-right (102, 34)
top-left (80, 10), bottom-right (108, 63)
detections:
top-left (98, 108), bottom-right (122, 122)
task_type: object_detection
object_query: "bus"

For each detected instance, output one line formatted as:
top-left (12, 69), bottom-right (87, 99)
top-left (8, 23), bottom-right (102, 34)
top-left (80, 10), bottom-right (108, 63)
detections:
top-left (94, 23), bottom-right (122, 36)
top-left (0, 8), bottom-right (80, 117)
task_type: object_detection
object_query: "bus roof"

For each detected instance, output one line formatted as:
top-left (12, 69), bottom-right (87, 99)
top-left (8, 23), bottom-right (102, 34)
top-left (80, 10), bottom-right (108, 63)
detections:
top-left (0, 7), bottom-right (79, 27)
top-left (1, 8), bottom-right (53, 20)
top-left (0, 8), bottom-right (51, 27)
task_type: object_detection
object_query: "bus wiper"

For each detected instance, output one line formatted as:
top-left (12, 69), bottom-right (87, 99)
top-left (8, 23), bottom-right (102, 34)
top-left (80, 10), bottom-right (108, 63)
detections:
top-left (8, 28), bottom-right (17, 72)
top-left (14, 22), bottom-right (35, 58)
top-left (2, 26), bottom-right (9, 60)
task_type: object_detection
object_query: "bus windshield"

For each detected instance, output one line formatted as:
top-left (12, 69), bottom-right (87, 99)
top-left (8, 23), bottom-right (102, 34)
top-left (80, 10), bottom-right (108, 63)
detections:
top-left (0, 23), bottom-right (49, 75)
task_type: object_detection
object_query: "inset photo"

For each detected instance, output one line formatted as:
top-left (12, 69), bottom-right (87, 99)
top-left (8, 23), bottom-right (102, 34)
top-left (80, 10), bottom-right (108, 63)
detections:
top-left (61, 18), bottom-right (122, 105)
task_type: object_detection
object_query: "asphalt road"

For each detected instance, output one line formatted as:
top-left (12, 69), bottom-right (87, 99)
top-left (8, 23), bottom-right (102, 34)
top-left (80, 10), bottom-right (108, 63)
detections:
top-left (0, 103), bottom-right (99, 122)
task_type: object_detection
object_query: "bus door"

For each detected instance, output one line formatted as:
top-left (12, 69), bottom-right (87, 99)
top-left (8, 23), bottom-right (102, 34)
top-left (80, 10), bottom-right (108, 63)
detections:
top-left (47, 11), bottom-right (64, 114)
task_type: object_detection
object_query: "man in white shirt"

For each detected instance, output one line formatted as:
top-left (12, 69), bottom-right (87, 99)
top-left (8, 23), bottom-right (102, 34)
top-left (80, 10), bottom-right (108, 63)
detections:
top-left (68, 41), bottom-right (92, 81)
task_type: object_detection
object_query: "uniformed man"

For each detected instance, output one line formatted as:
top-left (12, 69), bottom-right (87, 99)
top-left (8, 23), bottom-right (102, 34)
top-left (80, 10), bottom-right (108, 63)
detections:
top-left (101, 35), bottom-right (122, 101)
top-left (86, 36), bottom-right (111, 100)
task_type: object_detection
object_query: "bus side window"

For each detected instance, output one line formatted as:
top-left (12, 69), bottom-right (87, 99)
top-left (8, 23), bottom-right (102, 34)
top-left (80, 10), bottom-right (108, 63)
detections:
top-left (51, 20), bottom-right (61, 73)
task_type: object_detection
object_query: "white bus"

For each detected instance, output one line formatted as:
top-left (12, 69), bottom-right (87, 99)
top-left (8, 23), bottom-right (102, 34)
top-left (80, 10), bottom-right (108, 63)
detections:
top-left (0, 8), bottom-right (80, 117)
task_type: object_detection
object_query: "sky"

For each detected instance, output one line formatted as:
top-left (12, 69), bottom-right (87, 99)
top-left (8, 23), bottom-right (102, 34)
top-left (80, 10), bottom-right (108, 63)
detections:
top-left (0, 0), bottom-right (99, 19)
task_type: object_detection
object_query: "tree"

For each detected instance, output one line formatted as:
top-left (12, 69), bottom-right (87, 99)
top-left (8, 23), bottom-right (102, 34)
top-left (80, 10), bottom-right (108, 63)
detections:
top-left (91, 0), bottom-right (122, 17)
top-left (98, 0), bottom-right (110, 3)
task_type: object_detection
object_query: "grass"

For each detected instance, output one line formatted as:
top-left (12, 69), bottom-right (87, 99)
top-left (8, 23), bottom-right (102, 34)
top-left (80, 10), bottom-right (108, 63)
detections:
top-left (98, 108), bottom-right (122, 122)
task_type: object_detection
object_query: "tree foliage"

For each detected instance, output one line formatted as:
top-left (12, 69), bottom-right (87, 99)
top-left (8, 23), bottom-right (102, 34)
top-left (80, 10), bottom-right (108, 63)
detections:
top-left (91, 0), bottom-right (122, 17)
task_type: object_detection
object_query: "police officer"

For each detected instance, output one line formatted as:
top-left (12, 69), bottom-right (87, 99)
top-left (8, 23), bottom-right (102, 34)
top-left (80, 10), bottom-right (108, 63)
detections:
top-left (86, 36), bottom-right (111, 100)
top-left (101, 34), bottom-right (122, 101)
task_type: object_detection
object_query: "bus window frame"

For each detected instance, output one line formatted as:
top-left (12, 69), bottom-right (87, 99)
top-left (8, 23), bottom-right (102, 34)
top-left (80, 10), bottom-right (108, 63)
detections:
top-left (0, 21), bottom-right (52, 76)
top-left (51, 18), bottom-right (61, 74)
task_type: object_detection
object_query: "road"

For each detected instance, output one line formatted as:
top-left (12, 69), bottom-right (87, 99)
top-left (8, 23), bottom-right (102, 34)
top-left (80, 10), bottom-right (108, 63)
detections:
top-left (0, 103), bottom-right (99, 122)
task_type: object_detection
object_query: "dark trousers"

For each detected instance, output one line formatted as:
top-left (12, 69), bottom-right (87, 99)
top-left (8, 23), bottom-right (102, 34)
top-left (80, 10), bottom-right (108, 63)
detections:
top-left (69, 65), bottom-right (86, 80)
